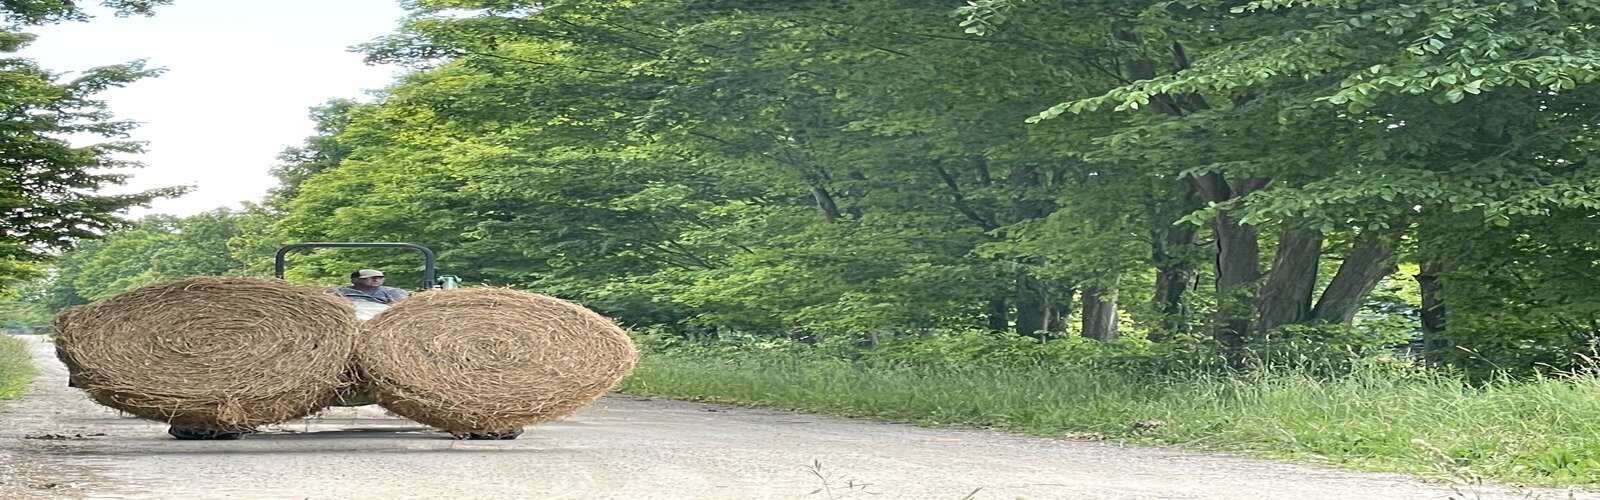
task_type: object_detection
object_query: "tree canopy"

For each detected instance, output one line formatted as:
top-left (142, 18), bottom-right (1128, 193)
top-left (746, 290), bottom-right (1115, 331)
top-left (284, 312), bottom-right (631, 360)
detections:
top-left (24, 0), bottom-right (1600, 376)
top-left (0, 0), bottom-right (180, 292)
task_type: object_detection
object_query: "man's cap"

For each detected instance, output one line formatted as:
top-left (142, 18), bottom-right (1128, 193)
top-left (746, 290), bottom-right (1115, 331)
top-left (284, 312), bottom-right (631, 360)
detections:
top-left (353, 269), bottom-right (385, 278)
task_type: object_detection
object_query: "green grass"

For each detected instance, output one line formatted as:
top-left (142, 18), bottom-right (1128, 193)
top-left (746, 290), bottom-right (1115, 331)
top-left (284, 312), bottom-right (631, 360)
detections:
top-left (617, 351), bottom-right (1600, 487)
top-left (0, 334), bottom-right (35, 401)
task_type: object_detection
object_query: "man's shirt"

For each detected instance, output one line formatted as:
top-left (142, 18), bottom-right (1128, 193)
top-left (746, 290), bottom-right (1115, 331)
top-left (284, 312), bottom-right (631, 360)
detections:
top-left (335, 285), bottom-right (410, 304)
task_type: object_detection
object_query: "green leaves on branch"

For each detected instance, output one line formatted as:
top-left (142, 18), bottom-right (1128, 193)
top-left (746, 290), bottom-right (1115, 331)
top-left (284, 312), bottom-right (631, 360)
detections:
top-left (953, 0), bottom-right (1021, 36)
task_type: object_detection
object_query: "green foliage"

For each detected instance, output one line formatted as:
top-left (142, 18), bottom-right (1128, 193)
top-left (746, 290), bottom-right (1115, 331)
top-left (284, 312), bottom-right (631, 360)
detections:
top-left (42, 209), bottom-right (261, 309)
top-left (0, 0), bottom-right (180, 293)
top-left (856, 330), bottom-right (1141, 369)
top-left (0, 278), bottom-right (50, 334)
top-left (0, 0), bottom-right (171, 25)
top-left (1416, 210), bottom-right (1600, 378)
top-left (269, 99), bottom-right (362, 205)
top-left (34, 0), bottom-right (1600, 377)
top-left (1007, 0), bottom-right (1600, 233)
top-left (273, 0), bottom-right (1169, 344)
top-left (0, 57), bottom-right (181, 282)
top-left (638, 324), bottom-right (1406, 384)
top-left (0, 334), bottom-right (33, 401)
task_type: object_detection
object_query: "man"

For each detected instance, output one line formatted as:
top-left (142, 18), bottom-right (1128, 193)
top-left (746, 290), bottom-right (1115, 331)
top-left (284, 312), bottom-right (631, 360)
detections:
top-left (335, 269), bottom-right (410, 304)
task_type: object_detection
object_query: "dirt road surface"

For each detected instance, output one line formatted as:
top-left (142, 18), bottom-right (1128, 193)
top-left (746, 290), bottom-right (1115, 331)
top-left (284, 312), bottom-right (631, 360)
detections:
top-left (0, 335), bottom-right (1588, 499)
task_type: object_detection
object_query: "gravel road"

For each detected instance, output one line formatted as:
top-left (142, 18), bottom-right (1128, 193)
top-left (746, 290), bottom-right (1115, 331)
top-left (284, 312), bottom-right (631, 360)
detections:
top-left (0, 335), bottom-right (1588, 499)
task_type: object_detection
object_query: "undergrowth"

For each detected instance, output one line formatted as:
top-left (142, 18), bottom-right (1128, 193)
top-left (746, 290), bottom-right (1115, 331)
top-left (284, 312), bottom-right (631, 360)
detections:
top-left (0, 334), bottom-right (34, 401)
top-left (617, 330), bottom-right (1600, 488)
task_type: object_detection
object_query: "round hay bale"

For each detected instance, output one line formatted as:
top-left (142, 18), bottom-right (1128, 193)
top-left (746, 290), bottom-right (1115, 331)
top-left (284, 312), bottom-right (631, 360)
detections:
top-left (52, 304), bottom-right (90, 387)
top-left (356, 288), bottom-right (636, 435)
top-left (52, 277), bottom-right (359, 431)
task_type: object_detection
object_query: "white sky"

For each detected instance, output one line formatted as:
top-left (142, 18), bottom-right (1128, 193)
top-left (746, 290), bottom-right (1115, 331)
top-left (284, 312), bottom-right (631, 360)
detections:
top-left (17, 0), bottom-right (411, 217)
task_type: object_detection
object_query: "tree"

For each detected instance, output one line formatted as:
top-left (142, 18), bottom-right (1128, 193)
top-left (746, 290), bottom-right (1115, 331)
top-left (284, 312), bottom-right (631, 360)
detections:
top-left (220, 0), bottom-right (1600, 374)
top-left (343, 0), bottom-right (1155, 339)
top-left (961, 0), bottom-right (1600, 354)
top-left (1, 1), bottom-right (171, 23)
top-left (269, 99), bottom-right (362, 205)
top-left (0, 0), bottom-right (181, 290)
top-left (42, 209), bottom-right (256, 309)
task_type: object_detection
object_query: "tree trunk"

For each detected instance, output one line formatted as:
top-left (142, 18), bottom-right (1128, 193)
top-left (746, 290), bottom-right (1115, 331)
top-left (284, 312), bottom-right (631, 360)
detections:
top-left (1015, 276), bottom-right (1049, 339)
top-left (985, 298), bottom-right (1009, 332)
top-left (1113, 30), bottom-right (1195, 116)
top-left (1311, 231), bottom-right (1398, 324)
top-left (1117, 31), bottom-right (1214, 341)
top-left (810, 186), bottom-right (841, 222)
top-left (1047, 297), bottom-right (1068, 334)
top-left (1211, 211), bottom-right (1261, 344)
top-left (1081, 286), bottom-right (1119, 341)
top-left (842, 170), bottom-right (867, 220)
top-left (1008, 163), bottom-right (1055, 340)
top-left (973, 155), bottom-right (993, 187)
top-left (858, 331), bottom-right (881, 348)
top-left (1149, 188), bottom-right (1200, 341)
top-left (1416, 260), bottom-right (1448, 365)
top-left (1010, 165), bottom-right (1051, 222)
top-left (1148, 262), bottom-right (1194, 342)
top-left (790, 330), bottom-right (818, 345)
top-left (1251, 229), bottom-right (1323, 335)
top-left (1120, 30), bottom-right (1277, 344)
top-left (1191, 172), bottom-right (1265, 346)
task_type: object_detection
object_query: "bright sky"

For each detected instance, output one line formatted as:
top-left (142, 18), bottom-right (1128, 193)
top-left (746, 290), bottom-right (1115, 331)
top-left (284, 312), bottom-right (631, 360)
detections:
top-left (17, 0), bottom-right (411, 217)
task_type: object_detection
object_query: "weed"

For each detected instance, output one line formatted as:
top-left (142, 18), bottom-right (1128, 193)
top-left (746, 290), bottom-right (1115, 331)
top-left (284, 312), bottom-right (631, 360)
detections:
top-left (805, 460), bottom-right (875, 498)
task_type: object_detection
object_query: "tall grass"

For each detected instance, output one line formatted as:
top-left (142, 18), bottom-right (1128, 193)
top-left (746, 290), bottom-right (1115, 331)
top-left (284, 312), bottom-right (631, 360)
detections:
top-left (0, 334), bottom-right (34, 400)
top-left (618, 350), bottom-right (1600, 486)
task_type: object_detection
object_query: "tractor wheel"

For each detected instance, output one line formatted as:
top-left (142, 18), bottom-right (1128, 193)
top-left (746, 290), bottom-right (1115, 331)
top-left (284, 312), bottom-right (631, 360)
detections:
top-left (168, 426), bottom-right (246, 440)
top-left (463, 428), bottom-right (523, 440)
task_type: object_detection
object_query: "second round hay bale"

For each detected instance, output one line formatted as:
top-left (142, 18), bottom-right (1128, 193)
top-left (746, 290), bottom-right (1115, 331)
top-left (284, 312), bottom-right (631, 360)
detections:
top-left (52, 277), bottom-right (359, 431)
top-left (356, 288), bottom-right (637, 435)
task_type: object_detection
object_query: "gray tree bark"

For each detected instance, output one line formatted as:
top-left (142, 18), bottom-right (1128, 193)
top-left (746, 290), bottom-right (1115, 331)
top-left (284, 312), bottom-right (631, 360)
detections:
top-left (1149, 188), bottom-right (1200, 341)
top-left (1191, 172), bottom-right (1267, 346)
top-left (1416, 260), bottom-right (1448, 365)
top-left (1015, 276), bottom-right (1050, 338)
top-left (1082, 286), bottom-right (1119, 341)
top-left (809, 186), bottom-right (841, 222)
top-left (1310, 231), bottom-right (1398, 324)
top-left (985, 298), bottom-right (1009, 332)
top-left (1252, 229), bottom-right (1324, 334)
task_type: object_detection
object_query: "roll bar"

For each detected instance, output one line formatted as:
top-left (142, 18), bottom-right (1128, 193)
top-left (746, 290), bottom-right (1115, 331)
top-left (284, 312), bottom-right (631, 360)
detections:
top-left (274, 242), bottom-right (436, 288)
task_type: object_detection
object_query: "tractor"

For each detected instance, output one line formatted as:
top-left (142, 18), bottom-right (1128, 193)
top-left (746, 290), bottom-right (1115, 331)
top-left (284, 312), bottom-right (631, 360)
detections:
top-left (167, 243), bottom-right (519, 440)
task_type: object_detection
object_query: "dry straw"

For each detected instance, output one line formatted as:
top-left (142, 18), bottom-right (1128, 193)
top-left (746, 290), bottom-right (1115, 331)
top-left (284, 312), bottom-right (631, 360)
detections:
top-left (356, 288), bottom-right (637, 436)
top-left (52, 277), bottom-right (359, 431)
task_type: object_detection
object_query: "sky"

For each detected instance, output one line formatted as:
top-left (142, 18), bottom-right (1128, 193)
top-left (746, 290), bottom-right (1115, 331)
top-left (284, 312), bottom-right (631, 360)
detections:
top-left (17, 0), bottom-right (412, 217)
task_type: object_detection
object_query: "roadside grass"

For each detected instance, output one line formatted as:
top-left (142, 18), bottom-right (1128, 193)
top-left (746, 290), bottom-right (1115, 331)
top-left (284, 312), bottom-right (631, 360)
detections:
top-left (0, 334), bottom-right (35, 401)
top-left (616, 351), bottom-right (1600, 487)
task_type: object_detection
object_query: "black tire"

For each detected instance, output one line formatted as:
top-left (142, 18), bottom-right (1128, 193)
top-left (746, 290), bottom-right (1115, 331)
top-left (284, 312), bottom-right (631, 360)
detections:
top-left (168, 426), bottom-right (246, 440)
top-left (463, 428), bottom-right (523, 440)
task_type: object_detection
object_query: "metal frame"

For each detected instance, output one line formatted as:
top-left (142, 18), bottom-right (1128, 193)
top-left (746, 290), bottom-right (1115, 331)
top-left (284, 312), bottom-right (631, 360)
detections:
top-left (274, 242), bottom-right (436, 288)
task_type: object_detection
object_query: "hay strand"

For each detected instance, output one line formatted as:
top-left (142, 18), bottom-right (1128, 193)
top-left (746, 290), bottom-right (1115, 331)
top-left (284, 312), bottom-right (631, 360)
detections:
top-left (52, 277), bottom-right (359, 431)
top-left (356, 288), bottom-right (636, 435)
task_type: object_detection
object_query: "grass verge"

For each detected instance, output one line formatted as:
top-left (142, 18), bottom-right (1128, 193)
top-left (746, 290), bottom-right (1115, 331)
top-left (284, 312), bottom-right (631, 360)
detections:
top-left (0, 335), bottom-right (35, 401)
top-left (617, 351), bottom-right (1600, 488)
